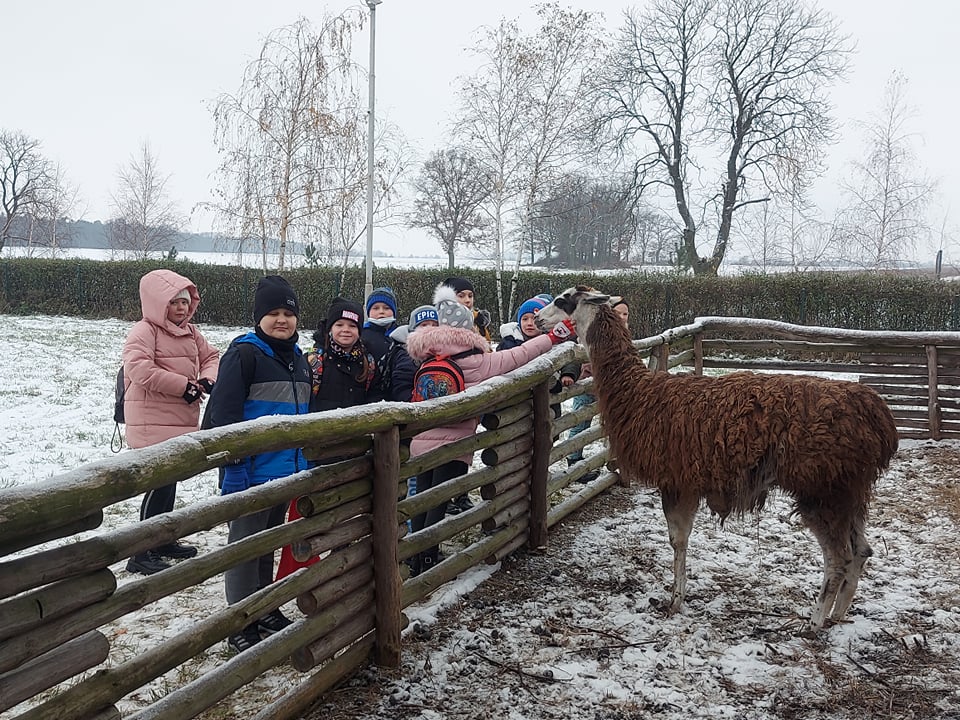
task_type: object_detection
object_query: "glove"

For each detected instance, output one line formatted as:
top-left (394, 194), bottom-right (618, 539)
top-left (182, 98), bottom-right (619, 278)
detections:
top-left (198, 378), bottom-right (215, 394)
top-left (183, 381), bottom-right (202, 404)
top-left (221, 464), bottom-right (250, 495)
top-left (474, 309), bottom-right (491, 332)
top-left (547, 319), bottom-right (576, 345)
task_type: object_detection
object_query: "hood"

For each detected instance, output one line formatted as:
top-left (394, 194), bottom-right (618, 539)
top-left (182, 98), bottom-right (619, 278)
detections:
top-left (405, 324), bottom-right (490, 362)
top-left (139, 269), bottom-right (199, 330)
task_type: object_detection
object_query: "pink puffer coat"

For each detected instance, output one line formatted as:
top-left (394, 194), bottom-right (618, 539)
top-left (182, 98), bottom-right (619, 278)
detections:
top-left (406, 324), bottom-right (554, 463)
top-left (122, 270), bottom-right (220, 448)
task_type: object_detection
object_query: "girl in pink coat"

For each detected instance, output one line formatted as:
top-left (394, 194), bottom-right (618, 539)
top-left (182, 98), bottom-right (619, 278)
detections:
top-left (404, 284), bottom-right (575, 574)
top-left (122, 269), bottom-right (220, 575)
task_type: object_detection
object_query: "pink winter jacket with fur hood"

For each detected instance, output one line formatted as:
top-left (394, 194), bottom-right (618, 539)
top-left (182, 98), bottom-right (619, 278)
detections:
top-left (122, 270), bottom-right (220, 448)
top-left (406, 324), bottom-right (554, 463)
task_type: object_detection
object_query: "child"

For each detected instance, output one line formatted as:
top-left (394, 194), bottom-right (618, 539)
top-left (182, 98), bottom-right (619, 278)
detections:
top-left (274, 297), bottom-right (378, 580)
top-left (387, 304), bottom-right (440, 345)
top-left (123, 269), bottom-right (220, 575)
top-left (361, 286), bottom-right (415, 403)
top-left (204, 275), bottom-right (312, 653)
top-left (498, 294), bottom-right (580, 419)
top-left (567, 296), bottom-right (630, 483)
top-left (405, 284), bottom-right (575, 575)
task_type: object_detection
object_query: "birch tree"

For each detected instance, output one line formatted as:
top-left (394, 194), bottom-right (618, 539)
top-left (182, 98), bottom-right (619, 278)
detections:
top-left (108, 141), bottom-right (182, 260)
top-left (839, 71), bottom-right (936, 269)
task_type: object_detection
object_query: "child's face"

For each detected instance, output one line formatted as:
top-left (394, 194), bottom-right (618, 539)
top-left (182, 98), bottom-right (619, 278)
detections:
top-left (520, 313), bottom-right (539, 337)
top-left (331, 318), bottom-right (359, 346)
top-left (415, 319), bottom-right (438, 330)
top-left (456, 289), bottom-right (474, 309)
top-left (166, 297), bottom-right (190, 325)
top-left (614, 304), bottom-right (630, 327)
top-left (368, 302), bottom-right (394, 320)
top-left (259, 309), bottom-right (298, 340)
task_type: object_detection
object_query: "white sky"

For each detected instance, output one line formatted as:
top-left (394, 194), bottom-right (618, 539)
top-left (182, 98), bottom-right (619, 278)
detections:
top-left (4, 1), bottom-right (958, 259)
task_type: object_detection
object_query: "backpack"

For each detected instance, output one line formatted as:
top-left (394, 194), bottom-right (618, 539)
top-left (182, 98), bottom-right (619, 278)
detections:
top-left (411, 349), bottom-right (482, 402)
top-left (111, 366), bottom-right (126, 453)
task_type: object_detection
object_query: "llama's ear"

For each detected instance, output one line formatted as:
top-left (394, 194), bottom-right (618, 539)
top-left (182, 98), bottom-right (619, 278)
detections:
top-left (583, 292), bottom-right (610, 305)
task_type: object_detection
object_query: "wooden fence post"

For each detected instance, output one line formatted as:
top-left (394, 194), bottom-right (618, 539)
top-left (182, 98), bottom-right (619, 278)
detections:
top-left (529, 381), bottom-right (551, 550)
top-left (372, 426), bottom-right (401, 667)
top-left (926, 345), bottom-right (941, 441)
top-left (694, 332), bottom-right (704, 375)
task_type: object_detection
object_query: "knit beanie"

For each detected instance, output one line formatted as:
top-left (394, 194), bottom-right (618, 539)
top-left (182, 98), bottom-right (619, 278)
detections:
top-left (433, 284), bottom-right (475, 330)
top-left (516, 296), bottom-right (549, 324)
top-left (442, 276), bottom-right (475, 294)
top-left (409, 304), bottom-right (439, 330)
top-left (611, 296), bottom-right (629, 309)
top-left (366, 286), bottom-right (398, 316)
top-left (326, 296), bottom-right (364, 329)
top-left (535, 293), bottom-right (554, 304)
top-left (253, 275), bottom-right (300, 324)
top-left (172, 288), bottom-right (191, 302)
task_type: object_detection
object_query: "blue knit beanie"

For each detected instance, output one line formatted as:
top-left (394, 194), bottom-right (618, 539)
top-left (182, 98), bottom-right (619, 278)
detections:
top-left (516, 296), bottom-right (549, 324)
top-left (366, 286), bottom-right (397, 316)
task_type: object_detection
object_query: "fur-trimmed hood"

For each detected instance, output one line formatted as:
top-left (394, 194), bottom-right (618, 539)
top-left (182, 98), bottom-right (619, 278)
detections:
top-left (405, 324), bottom-right (490, 362)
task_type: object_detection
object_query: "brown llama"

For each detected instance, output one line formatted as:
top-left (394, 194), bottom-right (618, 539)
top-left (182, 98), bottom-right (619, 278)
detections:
top-left (537, 286), bottom-right (899, 629)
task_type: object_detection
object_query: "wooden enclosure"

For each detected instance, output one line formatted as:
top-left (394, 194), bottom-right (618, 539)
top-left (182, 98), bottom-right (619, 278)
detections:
top-left (1, 317), bottom-right (957, 718)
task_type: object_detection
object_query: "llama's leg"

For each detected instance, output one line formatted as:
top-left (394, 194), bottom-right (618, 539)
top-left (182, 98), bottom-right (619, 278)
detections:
top-left (799, 507), bottom-right (849, 629)
top-left (661, 489), bottom-right (698, 615)
top-left (829, 515), bottom-right (872, 622)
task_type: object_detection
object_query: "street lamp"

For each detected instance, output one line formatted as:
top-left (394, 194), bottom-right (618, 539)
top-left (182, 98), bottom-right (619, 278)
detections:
top-left (364, 0), bottom-right (382, 305)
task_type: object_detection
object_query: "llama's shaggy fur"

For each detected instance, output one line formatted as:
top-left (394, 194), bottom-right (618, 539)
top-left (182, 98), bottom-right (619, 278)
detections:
top-left (538, 286), bottom-right (899, 628)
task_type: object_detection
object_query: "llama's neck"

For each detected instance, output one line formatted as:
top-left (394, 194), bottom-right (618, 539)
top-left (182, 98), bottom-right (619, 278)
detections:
top-left (584, 306), bottom-right (647, 378)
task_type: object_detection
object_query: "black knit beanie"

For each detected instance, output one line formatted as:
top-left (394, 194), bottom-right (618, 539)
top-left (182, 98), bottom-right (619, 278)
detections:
top-left (325, 296), bottom-right (364, 329)
top-left (253, 275), bottom-right (300, 325)
top-left (442, 276), bottom-right (474, 294)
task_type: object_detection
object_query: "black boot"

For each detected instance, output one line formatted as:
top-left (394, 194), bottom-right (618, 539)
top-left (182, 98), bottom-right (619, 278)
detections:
top-left (419, 547), bottom-right (440, 573)
top-left (405, 553), bottom-right (422, 578)
top-left (126, 550), bottom-right (170, 575)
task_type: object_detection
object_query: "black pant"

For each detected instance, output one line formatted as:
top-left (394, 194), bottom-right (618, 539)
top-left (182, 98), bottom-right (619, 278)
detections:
top-left (411, 460), bottom-right (469, 535)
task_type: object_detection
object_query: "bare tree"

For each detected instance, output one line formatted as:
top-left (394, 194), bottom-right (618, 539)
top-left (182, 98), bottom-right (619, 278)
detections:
top-left (1, 130), bottom-right (54, 252)
top-left (210, 14), bottom-right (407, 273)
top-left (838, 72), bottom-right (936, 270)
top-left (108, 141), bottom-right (182, 260)
top-left (409, 148), bottom-right (491, 270)
top-left (592, 0), bottom-right (850, 275)
top-left (454, 17), bottom-right (532, 321)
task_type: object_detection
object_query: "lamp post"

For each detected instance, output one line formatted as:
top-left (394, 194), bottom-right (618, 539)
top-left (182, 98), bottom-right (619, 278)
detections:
top-left (364, 0), bottom-right (382, 304)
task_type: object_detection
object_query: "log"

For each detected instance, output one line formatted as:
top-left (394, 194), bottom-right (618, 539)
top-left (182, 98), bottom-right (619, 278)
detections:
top-left (529, 381), bottom-right (551, 549)
top-left (0, 456), bottom-right (371, 600)
top-left (551, 400), bottom-right (598, 435)
top-left (291, 608), bottom-right (375, 672)
top-left (371, 425), bottom-right (401, 668)
top-left (0, 568), bottom-right (115, 641)
top-left (480, 400), bottom-right (532, 430)
top-left (399, 482), bottom-right (529, 561)
top-left (549, 424), bottom-right (606, 466)
top-left (480, 466), bottom-right (530, 501)
top-left (0, 510), bottom-right (103, 558)
top-left (124, 585), bottom-right (377, 720)
top-left (0, 500), bottom-right (371, 676)
top-left (547, 471), bottom-right (619, 529)
top-left (547, 453), bottom-right (609, 496)
top-left (928, 344), bottom-right (941, 440)
top-left (481, 498), bottom-right (529, 534)
top-left (295, 477), bottom-right (372, 518)
top-left (0, 630), bottom-right (109, 712)
top-left (292, 515), bottom-right (371, 562)
top-left (17, 543), bottom-right (372, 720)
top-left (87, 708), bottom-right (121, 720)
top-left (249, 634), bottom-right (374, 720)
top-left (297, 563), bottom-right (373, 616)
top-left (485, 521), bottom-right (529, 565)
top-left (303, 435), bottom-right (372, 463)
top-left (480, 434), bottom-right (533, 467)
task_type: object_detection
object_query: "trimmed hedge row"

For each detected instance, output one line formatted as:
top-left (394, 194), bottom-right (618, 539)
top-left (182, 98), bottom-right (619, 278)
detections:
top-left (1, 258), bottom-right (957, 334)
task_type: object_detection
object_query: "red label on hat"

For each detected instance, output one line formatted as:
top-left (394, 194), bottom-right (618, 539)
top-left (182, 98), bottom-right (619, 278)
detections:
top-left (343, 310), bottom-right (360, 322)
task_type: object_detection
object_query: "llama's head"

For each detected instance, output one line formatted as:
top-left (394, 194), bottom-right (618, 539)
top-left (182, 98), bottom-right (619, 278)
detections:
top-left (536, 286), bottom-right (611, 349)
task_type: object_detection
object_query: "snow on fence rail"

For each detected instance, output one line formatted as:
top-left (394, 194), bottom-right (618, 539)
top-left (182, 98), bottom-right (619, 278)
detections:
top-left (2, 318), bottom-right (958, 718)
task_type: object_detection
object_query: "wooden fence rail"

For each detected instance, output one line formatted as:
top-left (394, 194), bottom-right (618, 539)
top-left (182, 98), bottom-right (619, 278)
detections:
top-left (2, 317), bottom-right (959, 717)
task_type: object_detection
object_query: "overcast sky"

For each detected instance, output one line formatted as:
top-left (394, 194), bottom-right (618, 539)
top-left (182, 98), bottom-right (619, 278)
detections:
top-left (5, 1), bottom-right (958, 260)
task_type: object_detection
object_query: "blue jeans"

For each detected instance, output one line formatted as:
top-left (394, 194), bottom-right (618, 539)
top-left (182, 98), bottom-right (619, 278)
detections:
top-left (566, 393), bottom-right (596, 463)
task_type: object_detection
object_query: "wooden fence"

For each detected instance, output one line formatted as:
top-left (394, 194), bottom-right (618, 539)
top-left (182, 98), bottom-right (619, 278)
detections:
top-left (2, 317), bottom-right (959, 718)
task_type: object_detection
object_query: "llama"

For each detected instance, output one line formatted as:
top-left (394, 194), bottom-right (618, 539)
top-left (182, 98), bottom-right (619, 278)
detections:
top-left (537, 286), bottom-right (899, 628)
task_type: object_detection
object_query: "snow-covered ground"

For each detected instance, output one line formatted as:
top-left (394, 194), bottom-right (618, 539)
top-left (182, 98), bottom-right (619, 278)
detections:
top-left (2, 314), bottom-right (959, 719)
